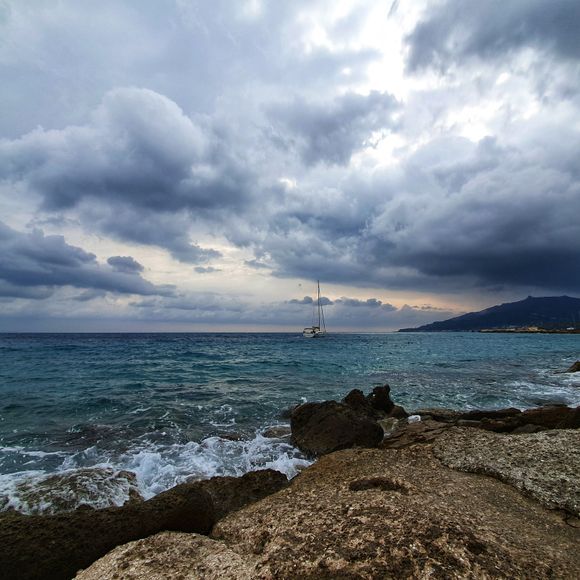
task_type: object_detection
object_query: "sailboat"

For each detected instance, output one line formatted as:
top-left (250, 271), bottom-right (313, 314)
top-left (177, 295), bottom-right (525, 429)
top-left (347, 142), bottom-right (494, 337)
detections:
top-left (303, 281), bottom-right (327, 338)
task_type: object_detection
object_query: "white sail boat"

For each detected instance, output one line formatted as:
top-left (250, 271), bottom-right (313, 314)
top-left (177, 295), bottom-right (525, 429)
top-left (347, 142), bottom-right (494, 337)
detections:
top-left (303, 280), bottom-right (327, 338)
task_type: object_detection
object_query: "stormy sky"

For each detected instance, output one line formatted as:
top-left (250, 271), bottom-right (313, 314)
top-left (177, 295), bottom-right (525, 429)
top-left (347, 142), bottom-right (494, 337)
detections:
top-left (1, 0), bottom-right (579, 331)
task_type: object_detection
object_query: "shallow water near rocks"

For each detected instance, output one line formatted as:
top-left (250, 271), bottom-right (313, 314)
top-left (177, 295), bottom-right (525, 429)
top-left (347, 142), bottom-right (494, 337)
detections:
top-left (0, 332), bottom-right (578, 513)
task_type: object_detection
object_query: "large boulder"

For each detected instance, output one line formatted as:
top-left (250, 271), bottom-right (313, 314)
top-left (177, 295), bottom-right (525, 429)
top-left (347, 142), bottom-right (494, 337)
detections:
top-left (0, 468), bottom-right (288, 580)
top-left (291, 401), bottom-right (384, 456)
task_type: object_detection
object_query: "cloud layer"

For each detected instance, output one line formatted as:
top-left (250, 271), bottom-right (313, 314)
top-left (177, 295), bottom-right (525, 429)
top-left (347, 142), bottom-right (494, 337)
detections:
top-left (1, 0), bottom-right (579, 329)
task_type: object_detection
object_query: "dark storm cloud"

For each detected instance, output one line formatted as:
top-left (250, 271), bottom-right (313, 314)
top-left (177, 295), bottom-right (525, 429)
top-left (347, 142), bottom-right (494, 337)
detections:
top-left (335, 297), bottom-right (396, 311)
top-left (407, 0), bottom-right (580, 71)
top-left (1, 88), bottom-right (252, 213)
top-left (268, 91), bottom-right (399, 165)
top-left (0, 88), bottom-right (238, 262)
top-left (287, 296), bottom-right (333, 306)
top-left (107, 256), bottom-right (144, 274)
top-left (0, 221), bottom-right (173, 298)
top-left (256, 123), bottom-right (580, 293)
top-left (0, 0), bottom-right (379, 139)
top-left (0, 280), bottom-right (53, 300)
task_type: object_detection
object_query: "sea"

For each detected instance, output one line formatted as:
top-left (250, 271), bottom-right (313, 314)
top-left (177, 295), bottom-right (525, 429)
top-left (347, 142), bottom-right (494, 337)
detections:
top-left (1, 332), bottom-right (579, 514)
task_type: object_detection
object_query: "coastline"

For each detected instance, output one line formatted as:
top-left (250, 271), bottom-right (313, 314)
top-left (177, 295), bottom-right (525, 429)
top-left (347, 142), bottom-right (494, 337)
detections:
top-left (1, 386), bottom-right (579, 579)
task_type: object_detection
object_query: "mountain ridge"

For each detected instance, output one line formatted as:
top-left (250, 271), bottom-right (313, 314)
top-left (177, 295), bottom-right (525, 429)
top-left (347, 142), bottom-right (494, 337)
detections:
top-left (399, 295), bottom-right (580, 332)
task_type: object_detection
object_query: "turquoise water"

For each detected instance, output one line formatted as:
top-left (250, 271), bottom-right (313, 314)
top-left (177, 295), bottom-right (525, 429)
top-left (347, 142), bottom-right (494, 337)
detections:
top-left (0, 332), bottom-right (579, 510)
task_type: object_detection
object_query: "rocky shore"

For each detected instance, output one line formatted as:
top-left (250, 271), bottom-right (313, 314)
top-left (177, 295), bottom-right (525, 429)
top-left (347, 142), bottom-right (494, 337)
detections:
top-left (1, 385), bottom-right (579, 579)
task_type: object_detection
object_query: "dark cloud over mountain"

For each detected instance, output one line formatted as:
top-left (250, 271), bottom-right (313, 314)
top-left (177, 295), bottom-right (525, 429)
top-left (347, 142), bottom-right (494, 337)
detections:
top-left (268, 91), bottom-right (399, 165)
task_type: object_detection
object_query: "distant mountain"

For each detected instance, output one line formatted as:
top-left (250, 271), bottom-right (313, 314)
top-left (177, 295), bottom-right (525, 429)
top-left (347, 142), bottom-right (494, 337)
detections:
top-left (399, 296), bottom-right (580, 332)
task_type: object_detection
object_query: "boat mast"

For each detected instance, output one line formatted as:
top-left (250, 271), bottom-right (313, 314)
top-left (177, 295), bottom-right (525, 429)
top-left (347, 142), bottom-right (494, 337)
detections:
top-left (317, 280), bottom-right (321, 328)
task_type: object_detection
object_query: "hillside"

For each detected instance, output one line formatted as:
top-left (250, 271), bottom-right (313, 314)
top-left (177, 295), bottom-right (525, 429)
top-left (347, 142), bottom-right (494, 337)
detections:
top-left (399, 296), bottom-right (580, 332)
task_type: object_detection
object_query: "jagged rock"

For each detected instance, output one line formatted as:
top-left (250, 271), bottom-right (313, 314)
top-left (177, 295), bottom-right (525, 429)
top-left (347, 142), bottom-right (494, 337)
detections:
top-left (291, 401), bottom-right (384, 456)
top-left (343, 388), bottom-right (374, 415)
top-left (434, 428), bottom-right (580, 517)
top-left (212, 446), bottom-right (580, 578)
top-left (76, 532), bottom-right (258, 579)
top-left (564, 360), bottom-right (580, 373)
top-left (0, 484), bottom-right (214, 580)
top-left (367, 384), bottom-right (395, 414)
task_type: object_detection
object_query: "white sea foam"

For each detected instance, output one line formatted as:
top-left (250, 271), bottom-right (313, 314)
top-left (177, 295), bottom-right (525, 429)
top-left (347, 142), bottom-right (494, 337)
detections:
top-left (0, 467), bottom-right (140, 514)
top-left (0, 429), bottom-right (312, 512)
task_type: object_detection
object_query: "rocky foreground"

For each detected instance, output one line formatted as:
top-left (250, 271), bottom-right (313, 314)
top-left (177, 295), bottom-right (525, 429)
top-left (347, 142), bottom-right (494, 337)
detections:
top-left (1, 386), bottom-right (579, 579)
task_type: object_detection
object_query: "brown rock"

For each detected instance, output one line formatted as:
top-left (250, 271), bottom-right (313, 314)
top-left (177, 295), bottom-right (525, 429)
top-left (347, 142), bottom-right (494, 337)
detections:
top-left (0, 484), bottom-right (214, 580)
top-left (198, 469), bottom-right (288, 521)
top-left (290, 400), bottom-right (384, 456)
top-left (342, 388), bottom-right (374, 415)
top-left (479, 405), bottom-right (580, 432)
top-left (380, 418), bottom-right (450, 449)
top-left (76, 531), bottom-right (258, 580)
top-left (212, 446), bottom-right (580, 578)
top-left (390, 404), bottom-right (409, 418)
top-left (434, 428), bottom-right (580, 516)
top-left (565, 360), bottom-right (580, 373)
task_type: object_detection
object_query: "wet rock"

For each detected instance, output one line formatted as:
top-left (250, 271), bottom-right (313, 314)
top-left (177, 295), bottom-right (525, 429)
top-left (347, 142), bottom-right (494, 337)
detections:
top-left (212, 446), bottom-right (580, 578)
top-left (76, 531), bottom-right (258, 580)
top-left (291, 401), bottom-right (384, 456)
top-left (414, 408), bottom-right (462, 421)
top-left (2, 468), bottom-right (142, 515)
top-left (434, 428), bottom-right (580, 517)
top-left (343, 388), bottom-right (374, 415)
top-left (564, 360), bottom-right (580, 373)
top-left (198, 469), bottom-right (288, 521)
top-left (343, 385), bottom-right (404, 419)
top-left (261, 425), bottom-right (291, 438)
top-left (367, 384), bottom-right (395, 414)
top-left (0, 483), bottom-right (214, 580)
top-left (479, 405), bottom-right (580, 432)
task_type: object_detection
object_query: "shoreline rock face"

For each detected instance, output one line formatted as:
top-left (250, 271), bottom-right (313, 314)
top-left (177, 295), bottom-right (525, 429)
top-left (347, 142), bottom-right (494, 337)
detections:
top-left (210, 445), bottom-right (580, 578)
top-left (0, 469), bottom-right (287, 580)
top-left (434, 427), bottom-right (580, 517)
top-left (0, 484), bottom-right (214, 580)
top-left (71, 394), bottom-right (580, 579)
